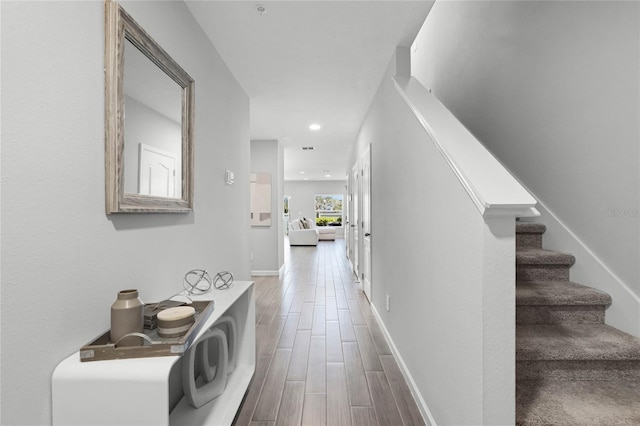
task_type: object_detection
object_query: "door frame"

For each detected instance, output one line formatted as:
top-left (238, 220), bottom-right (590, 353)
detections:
top-left (361, 145), bottom-right (372, 302)
top-left (350, 161), bottom-right (359, 278)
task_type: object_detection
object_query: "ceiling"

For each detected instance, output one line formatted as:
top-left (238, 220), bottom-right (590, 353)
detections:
top-left (185, 1), bottom-right (434, 181)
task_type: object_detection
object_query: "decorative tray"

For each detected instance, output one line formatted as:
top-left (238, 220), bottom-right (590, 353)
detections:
top-left (79, 300), bottom-right (214, 362)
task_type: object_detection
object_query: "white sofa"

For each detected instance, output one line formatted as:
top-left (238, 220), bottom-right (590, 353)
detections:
top-left (317, 226), bottom-right (336, 241)
top-left (288, 219), bottom-right (319, 246)
top-left (288, 219), bottom-right (337, 246)
top-left (289, 218), bottom-right (336, 246)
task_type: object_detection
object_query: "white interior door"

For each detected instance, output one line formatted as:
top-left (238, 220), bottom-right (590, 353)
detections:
top-left (362, 146), bottom-right (372, 302)
top-left (351, 163), bottom-right (359, 278)
top-left (138, 144), bottom-right (177, 197)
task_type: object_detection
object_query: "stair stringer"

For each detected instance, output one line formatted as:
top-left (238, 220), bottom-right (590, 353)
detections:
top-left (523, 200), bottom-right (640, 337)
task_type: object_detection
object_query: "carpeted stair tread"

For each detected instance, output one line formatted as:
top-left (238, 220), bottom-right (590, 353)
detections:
top-left (515, 221), bottom-right (639, 419)
top-left (516, 379), bottom-right (640, 425)
top-left (516, 222), bottom-right (547, 235)
top-left (516, 222), bottom-right (546, 249)
top-left (516, 281), bottom-right (611, 307)
top-left (516, 248), bottom-right (575, 266)
top-left (516, 324), bottom-right (640, 361)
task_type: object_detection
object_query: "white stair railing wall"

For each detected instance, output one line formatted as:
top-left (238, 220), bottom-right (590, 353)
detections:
top-left (347, 46), bottom-right (537, 425)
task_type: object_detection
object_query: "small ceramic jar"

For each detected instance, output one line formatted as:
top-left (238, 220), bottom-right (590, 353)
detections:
top-left (110, 289), bottom-right (144, 346)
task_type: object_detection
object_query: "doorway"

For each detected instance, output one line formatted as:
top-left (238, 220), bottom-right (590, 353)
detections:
top-left (138, 144), bottom-right (178, 197)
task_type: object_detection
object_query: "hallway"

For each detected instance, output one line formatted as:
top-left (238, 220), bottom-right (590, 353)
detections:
top-left (235, 239), bottom-right (424, 425)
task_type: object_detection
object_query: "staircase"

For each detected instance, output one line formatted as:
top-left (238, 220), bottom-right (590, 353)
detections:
top-left (515, 222), bottom-right (640, 425)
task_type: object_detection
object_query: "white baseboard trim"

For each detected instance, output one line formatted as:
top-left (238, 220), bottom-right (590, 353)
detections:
top-left (371, 305), bottom-right (437, 426)
top-left (250, 270), bottom-right (279, 277)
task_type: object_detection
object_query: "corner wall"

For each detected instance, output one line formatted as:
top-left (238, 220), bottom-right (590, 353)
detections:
top-left (411, 0), bottom-right (640, 335)
top-left (250, 140), bottom-right (284, 275)
top-left (1, 2), bottom-right (250, 424)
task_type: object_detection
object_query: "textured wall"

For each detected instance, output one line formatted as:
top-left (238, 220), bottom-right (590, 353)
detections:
top-left (1, 1), bottom-right (250, 424)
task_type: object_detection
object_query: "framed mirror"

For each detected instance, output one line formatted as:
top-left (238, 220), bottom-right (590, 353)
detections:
top-left (105, 0), bottom-right (194, 213)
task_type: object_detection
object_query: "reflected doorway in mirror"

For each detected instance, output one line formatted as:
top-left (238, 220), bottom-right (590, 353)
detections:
top-left (138, 144), bottom-right (178, 198)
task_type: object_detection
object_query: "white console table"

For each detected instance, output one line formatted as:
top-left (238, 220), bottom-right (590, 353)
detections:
top-left (52, 281), bottom-right (255, 426)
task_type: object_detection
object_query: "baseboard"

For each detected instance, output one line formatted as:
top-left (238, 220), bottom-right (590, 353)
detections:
top-left (371, 305), bottom-right (437, 426)
top-left (524, 201), bottom-right (640, 337)
top-left (250, 270), bottom-right (279, 277)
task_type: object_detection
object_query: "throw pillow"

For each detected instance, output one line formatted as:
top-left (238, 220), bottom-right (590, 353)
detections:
top-left (301, 218), bottom-right (308, 229)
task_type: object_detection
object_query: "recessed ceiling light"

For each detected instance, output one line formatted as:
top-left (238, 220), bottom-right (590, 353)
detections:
top-left (299, 171), bottom-right (305, 174)
top-left (309, 123), bottom-right (321, 131)
top-left (325, 174), bottom-right (331, 178)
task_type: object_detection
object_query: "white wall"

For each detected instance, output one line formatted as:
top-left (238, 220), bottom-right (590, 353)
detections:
top-left (1, 2), bottom-right (250, 424)
top-left (347, 50), bottom-right (515, 425)
top-left (250, 140), bottom-right (284, 274)
top-left (412, 1), bottom-right (640, 335)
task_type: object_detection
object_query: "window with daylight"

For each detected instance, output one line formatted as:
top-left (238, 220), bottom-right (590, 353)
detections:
top-left (314, 194), bottom-right (343, 227)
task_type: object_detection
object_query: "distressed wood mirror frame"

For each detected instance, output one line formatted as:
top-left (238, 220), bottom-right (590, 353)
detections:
top-left (105, 0), bottom-right (194, 213)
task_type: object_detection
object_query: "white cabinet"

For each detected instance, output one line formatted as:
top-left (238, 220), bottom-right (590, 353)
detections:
top-left (52, 281), bottom-right (255, 426)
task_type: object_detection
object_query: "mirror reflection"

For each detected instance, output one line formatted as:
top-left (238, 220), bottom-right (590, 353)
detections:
top-left (105, 0), bottom-right (194, 214)
top-left (124, 39), bottom-right (182, 198)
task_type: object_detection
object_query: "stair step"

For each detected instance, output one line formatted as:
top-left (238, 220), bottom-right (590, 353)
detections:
top-left (516, 379), bottom-right (640, 425)
top-left (516, 222), bottom-right (547, 234)
top-left (516, 248), bottom-right (575, 282)
top-left (514, 222), bottom-right (639, 420)
top-left (516, 324), bottom-right (640, 380)
top-left (516, 281), bottom-right (611, 324)
top-left (516, 222), bottom-right (547, 249)
top-left (516, 249), bottom-right (575, 266)
top-left (517, 324), bottom-right (640, 362)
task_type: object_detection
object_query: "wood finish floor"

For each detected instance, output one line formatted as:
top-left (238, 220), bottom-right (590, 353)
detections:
top-left (234, 239), bottom-right (425, 426)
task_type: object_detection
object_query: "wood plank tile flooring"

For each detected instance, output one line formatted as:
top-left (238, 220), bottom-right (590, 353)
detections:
top-left (235, 239), bottom-right (424, 426)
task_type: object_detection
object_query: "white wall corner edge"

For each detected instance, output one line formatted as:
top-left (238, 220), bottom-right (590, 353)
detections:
top-left (371, 305), bottom-right (437, 426)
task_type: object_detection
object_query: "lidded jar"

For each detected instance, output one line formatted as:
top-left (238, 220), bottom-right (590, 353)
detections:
top-left (110, 289), bottom-right (144, 346)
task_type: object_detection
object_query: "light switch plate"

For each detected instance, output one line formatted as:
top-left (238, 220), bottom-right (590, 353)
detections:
top-left (225, 170), bottom-right (234, 185)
